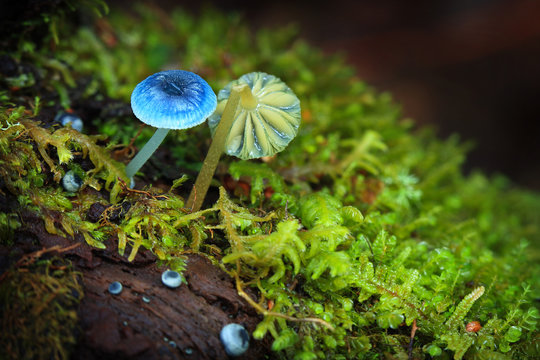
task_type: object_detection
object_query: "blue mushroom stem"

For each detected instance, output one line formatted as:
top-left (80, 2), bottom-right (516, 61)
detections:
top-left (186, 84), bottom-right (252, 211)
top-left (125, 127), bottom-right (170, 179)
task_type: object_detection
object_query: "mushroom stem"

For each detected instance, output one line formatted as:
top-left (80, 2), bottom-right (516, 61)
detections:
top-left (186, 84), bottom-right (250, 211)
top-left (125, 127), bottom-right (170, 179)
top-left (239, 85), bottom-right (258, 109)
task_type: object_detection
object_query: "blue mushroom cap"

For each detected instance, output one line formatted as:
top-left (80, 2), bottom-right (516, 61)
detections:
top-left (131, 70), bottom-right (217, 130)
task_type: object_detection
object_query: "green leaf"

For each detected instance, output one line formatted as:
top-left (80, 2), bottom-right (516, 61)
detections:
top-left (293, 351), bottom-right (317, 360)
top-left (229, 161), bottom-right (285, 204)
top-left (340, 205), bottom-right (363, 225)
top-left (445, 286), bottom-right (485, 330)
top-left (376, 312), bottom-right (404, 329)
top-left (372, 229), bottom-right (396, 262)
top-left (348, 336), bottom-right (372, 356)
top-left (170, 175), bottom-right (189, 192)
top-left (499, 340), bottom-right (511, 353)
top-left (272, 329), bottom-right (299, 351)
top-left (441, 332), bottom-right (473, 360)
top-left (297, 192), bottom-right (343, 228)
top-left (305, 251), bottom-right (351, 280)
top-left (504, 326), bottom-right (521, 343)
top-left (426, 344), bottom-right (442, 357)
top-left (300, 225), bottom-right (350, 258)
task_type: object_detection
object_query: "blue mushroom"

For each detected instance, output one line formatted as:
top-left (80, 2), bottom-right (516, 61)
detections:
top-left (220, 323), bottom-right (249, 357)
top-left (126, 70), bottom-right (217, 179)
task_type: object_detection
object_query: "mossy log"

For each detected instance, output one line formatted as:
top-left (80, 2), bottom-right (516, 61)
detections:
top-left (1, 211), bottom-right (271, 360)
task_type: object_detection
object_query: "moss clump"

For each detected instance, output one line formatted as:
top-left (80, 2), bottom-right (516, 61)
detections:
top-left (0, 253), bottom-right (83, 360)
top-left (1, 3), bottom-right (539, 359)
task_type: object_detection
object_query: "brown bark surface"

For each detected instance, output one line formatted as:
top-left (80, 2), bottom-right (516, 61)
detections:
top-left (6, 211), bottom-right (273, 359)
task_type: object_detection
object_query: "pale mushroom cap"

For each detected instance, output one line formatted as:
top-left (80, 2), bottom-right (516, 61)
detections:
top-left (208, 72), bottom-right (301, 160)
top-left (131, 70), bottom-right (217, 130)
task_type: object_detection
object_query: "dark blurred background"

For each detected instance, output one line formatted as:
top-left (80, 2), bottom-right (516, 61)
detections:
top-left (4, 0), bottom-right (539, 190)
top-left (155, 0), bottom-right (540, 191)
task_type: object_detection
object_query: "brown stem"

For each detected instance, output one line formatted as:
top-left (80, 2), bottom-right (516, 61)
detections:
top-left (186, 84), bottom-right (251, 211)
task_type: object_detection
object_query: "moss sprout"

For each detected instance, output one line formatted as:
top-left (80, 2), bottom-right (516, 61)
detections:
top-left (0, 254), bottom-right (83, 360)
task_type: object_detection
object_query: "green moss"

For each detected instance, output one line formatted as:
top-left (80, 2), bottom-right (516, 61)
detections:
top-left (0, 3), bottom-right (538, 359)
top-left (0, 256), bottom-right (83, 360)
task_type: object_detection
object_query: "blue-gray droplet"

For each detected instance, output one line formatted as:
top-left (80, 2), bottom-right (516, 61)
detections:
top-left (62, 170), bottom-right (83, 192)
top-left (108, 281), bottom-right (123, 295)
top-left (161, 270), bottom-right (183, 288)
top-left (142, 296), bottom-right (151, 303)
top-left (56, 112), bottom-right (83, 132)
top-left (220, 323), bottom-right (249, 356)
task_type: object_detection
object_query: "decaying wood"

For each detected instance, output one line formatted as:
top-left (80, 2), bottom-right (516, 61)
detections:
top-left (6, 211), bottom-right (274, 359)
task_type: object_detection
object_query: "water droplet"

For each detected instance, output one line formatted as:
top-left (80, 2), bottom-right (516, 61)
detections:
top-left (161, 270), bottom-right (183, 288)
top-left (56, 112), bottom-right (84, 132)
top-left (62, 170), bottom-right (83, 192)
top-left (220, 323), bottom-right (249, 356)
top-left (108, 281), bottom-right (123, 295)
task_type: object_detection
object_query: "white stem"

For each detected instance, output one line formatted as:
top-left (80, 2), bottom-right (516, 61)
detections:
top-left (125, 127), bottom-right (170, 179)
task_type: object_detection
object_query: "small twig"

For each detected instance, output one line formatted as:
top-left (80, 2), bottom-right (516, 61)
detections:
top-left (0, 243), bottom-right (81, 282)
top-left (364, 236), bottom-right (374, 256)
top-left (408, 319), bottom-right (418, 360)
top-left (234, 270), bottom-right (335, 331)
top-left (287, 278), bottom-right (299, 291)
top-left (113, 125), bottom-right (144, 159)
top-left (98, 205), bottom-right (118, 228)
top-left (189, 185), bottom-right (197, 212)
top-left (118, 177), bottom-right (169, 200)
